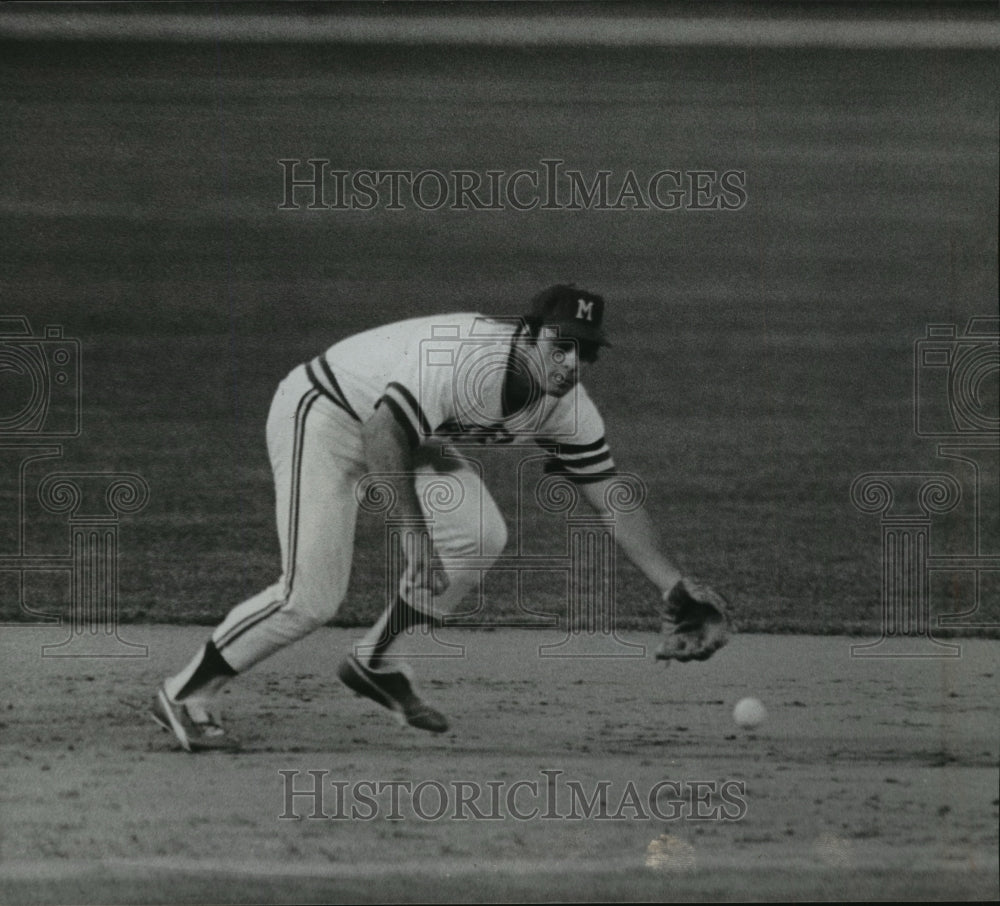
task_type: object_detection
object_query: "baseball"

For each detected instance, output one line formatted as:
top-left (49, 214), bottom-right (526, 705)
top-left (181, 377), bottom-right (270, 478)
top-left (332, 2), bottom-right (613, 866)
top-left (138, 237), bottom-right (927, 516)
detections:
top-left (733, 697), bottom-right (767, 728)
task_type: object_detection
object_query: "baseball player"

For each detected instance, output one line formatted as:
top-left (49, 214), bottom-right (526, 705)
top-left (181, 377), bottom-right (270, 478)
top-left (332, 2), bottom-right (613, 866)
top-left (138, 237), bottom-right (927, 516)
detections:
top-left (152, 285), bottom-right (729, 751)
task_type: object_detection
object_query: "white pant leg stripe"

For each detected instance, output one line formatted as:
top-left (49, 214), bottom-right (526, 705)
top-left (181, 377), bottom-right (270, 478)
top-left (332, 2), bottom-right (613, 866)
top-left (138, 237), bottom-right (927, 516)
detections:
top-left (215, 386), bottom-right (320, 652)
top-left (215, 596), bottom-right (284, 650)
top-left (284, 387), bottom-right (321, 596)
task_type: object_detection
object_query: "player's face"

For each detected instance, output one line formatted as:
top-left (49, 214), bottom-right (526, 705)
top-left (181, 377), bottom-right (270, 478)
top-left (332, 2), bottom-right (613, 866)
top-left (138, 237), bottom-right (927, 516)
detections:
top-left (534, 335), bottom-right (580, 397)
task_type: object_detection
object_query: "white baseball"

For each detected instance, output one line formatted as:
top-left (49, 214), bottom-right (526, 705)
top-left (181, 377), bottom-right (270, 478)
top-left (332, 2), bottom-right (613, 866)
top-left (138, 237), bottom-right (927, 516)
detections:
top-left (733, 697), bottom-right (767, 728)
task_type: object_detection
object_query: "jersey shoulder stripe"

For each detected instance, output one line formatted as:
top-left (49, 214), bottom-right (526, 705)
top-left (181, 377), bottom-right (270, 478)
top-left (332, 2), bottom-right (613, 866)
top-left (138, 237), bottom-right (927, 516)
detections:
top-left (306, 357), bottom-right (361, 422)
top-left (377, 381), bottom-right (434, 445)
top-left (377, 395), bottom-right (421, 449)
top-left (316, 355), bottom-right (361, 421)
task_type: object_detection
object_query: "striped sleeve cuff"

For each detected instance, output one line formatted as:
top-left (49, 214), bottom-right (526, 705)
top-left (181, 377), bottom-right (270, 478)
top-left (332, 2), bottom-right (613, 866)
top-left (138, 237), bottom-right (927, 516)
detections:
top-left (546, 437), bottom-right (616, 482)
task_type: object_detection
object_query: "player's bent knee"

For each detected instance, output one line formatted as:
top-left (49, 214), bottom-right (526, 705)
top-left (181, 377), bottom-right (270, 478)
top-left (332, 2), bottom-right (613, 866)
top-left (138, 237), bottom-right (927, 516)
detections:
top-left (481, 514), bottom-right (508, 561)
top-left (278, 597), bottom-right (337, 640)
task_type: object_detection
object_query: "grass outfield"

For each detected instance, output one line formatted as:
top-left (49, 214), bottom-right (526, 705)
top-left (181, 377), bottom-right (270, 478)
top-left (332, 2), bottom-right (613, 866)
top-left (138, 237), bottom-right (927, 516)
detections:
top-left (0, 40), bottom-right (997, 633)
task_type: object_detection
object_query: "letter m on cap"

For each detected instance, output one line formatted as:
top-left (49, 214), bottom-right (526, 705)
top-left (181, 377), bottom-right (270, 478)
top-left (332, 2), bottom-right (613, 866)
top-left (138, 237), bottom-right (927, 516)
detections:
top-left (576, 299), bottom-right (594, 321)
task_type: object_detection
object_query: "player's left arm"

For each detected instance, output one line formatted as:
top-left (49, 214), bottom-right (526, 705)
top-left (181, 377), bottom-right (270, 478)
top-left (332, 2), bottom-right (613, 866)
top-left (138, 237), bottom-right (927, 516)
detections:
top-left (577, 476), bottom-right (682, 597)
top-left (542, 385), bottom-right (683, 597)
top-left (548, 388), bottom-right (730, 661)
top-left (578, 471), bottom-right (731, 662)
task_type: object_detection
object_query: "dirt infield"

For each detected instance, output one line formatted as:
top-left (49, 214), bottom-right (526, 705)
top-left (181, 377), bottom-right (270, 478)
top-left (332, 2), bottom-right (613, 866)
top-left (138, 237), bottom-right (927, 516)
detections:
top-left (1, 626), bottom-right (996, 902)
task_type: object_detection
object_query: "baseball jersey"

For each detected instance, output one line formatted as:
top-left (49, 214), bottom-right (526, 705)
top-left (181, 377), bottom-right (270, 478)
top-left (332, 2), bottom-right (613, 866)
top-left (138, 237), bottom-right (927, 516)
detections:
top-left (305, 313), bottom-right (615, 483)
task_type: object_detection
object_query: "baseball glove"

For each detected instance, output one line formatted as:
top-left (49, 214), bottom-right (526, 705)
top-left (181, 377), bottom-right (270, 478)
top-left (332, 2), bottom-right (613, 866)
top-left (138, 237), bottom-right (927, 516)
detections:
top-left (655, 580), bottom-right (731, 663)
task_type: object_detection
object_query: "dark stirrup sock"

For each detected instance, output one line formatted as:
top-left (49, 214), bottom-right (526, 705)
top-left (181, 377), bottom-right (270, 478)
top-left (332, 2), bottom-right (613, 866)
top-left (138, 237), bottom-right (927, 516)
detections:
top-left (174, 639), bottom-right (238, 700)
top-left (367, 596), bottom-right (442, 669)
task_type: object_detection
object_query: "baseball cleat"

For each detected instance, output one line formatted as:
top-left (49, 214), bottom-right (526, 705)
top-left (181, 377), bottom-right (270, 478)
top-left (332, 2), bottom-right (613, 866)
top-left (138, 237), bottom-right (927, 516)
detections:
top-left (337, 655), bottom-right (449, 734)
top-left (151, 687), bottom-right (230, 752)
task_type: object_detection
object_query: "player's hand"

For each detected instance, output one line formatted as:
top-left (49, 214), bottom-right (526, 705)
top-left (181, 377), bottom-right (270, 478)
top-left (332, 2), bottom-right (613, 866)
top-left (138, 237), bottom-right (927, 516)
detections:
top-left (655, 580), bottom-right (731, 663)
top-left (427, 553), bottom-right (449, 596)
top-left (406, 551), bottom-right (450, 597)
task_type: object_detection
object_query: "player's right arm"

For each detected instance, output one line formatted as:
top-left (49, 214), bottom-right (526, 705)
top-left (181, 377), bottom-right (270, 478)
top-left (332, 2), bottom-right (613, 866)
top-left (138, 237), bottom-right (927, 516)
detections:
top-left (360, 399), bottom-right (448, 596)
top-left (352, 320), bottom-right (466, 599)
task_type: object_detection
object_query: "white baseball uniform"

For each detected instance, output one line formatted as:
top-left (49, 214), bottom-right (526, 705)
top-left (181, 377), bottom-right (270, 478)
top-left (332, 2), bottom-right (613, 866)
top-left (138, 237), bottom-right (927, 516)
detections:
top-left (200, 314), bottom-right (616, 675)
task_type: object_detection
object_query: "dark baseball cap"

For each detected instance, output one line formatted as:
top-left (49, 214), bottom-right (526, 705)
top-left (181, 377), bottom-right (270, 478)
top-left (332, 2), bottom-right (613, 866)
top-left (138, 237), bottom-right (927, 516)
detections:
top-left (528, 284), bottom-right (611, 347)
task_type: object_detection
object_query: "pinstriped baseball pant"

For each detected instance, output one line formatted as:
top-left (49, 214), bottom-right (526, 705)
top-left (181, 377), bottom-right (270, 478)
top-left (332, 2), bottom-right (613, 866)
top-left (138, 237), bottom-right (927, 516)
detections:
top-left (210, 364), bottom-right (507, 674)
